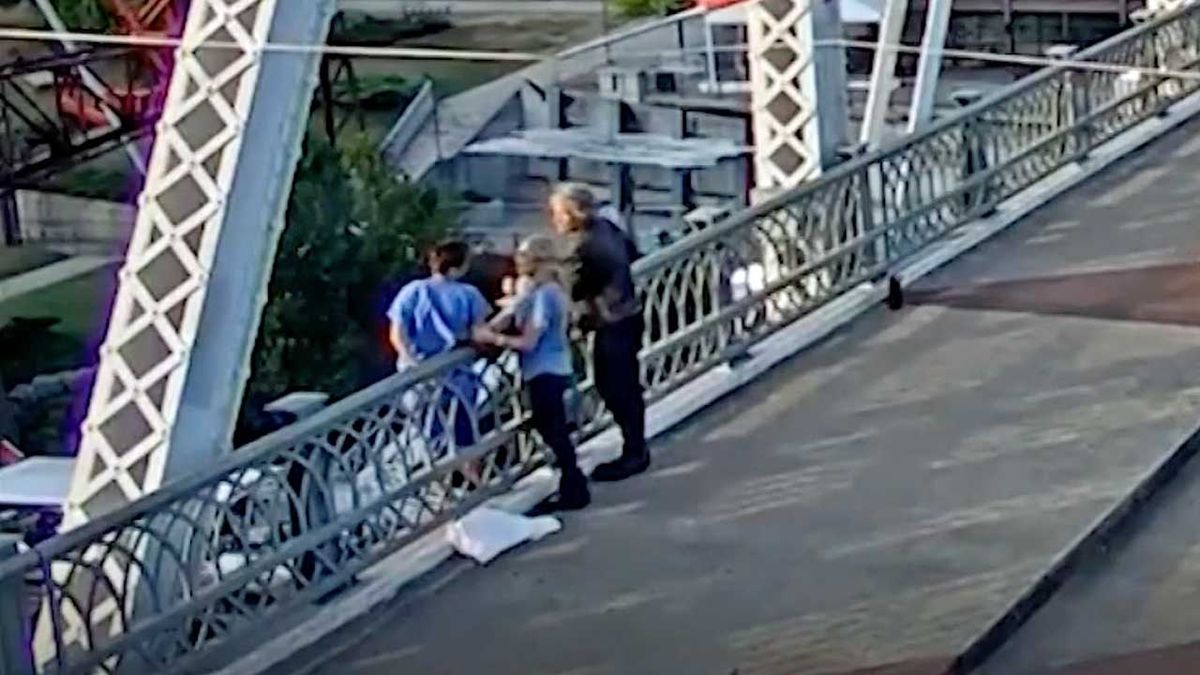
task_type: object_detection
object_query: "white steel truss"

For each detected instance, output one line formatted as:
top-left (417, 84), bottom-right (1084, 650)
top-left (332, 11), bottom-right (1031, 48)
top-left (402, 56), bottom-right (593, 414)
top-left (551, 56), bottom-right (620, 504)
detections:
top-left (44, 0), bottom-right (335, 666)
top-left (66, 0), bottom-right (336, 529)
top-left (747, 0), bottom-right (847, 310)
top-left (747, 0), bottom-right (847, 191)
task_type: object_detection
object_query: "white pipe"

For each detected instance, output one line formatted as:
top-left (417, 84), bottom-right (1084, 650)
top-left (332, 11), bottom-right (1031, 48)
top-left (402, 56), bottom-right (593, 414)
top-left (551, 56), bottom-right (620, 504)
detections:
top-left (906, 0), bottom-right (953, 133)
top-left (859, 0), bottom-right (908, 148)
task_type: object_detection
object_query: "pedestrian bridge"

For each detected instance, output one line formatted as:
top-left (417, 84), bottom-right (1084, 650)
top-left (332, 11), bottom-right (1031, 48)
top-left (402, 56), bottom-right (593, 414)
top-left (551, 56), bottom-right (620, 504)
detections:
top-left (306, 111), bottom-right (1200, 675)
top-left (6, 7), bottom-right (1200, 675)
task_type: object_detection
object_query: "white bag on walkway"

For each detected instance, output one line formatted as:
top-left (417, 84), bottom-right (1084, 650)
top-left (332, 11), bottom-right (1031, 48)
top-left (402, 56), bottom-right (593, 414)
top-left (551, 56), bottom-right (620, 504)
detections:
top-left (446, 506), bottom-right (561, 565)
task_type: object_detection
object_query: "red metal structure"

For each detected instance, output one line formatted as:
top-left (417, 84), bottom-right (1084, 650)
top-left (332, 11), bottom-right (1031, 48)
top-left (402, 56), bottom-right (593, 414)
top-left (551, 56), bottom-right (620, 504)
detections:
top-left (54, 0), bottom-right (176, 129)
top-left (695, 0), bottom-right (747, 9)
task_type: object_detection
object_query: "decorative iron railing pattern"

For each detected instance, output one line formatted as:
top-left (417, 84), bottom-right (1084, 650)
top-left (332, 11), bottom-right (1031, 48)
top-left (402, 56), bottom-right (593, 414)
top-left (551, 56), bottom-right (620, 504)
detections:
top-left (4, 6), bottom-right (1200, 674)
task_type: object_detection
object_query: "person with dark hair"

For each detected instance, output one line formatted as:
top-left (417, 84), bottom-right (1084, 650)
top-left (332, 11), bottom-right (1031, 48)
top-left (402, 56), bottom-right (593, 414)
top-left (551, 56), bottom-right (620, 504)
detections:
top-left (549, 183), bottom-right (650, 482)
top-left (387, 241), bottom-right (492, 461)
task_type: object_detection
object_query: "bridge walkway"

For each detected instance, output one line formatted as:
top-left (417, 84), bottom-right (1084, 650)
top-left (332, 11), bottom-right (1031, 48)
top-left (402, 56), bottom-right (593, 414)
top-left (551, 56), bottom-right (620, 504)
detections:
top-left (302, 116), bottom-right (1200, 675)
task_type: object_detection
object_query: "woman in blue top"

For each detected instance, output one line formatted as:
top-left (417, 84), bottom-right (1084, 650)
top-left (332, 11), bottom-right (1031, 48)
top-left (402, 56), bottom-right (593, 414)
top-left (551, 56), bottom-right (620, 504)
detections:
top-left (388, 241), bottom-right (492, 460)
top-left (481, 235), bottom-right (590, 513)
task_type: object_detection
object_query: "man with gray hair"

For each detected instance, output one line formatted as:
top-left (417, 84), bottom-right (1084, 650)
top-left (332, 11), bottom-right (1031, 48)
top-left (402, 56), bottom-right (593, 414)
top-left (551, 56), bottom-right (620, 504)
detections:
top-left (548, 183), bottom-right (650, 482)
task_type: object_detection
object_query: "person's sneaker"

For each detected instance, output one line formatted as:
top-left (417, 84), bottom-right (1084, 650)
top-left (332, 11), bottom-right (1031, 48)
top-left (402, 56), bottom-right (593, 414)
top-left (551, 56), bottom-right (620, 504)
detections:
top-left (590, 452), bottom-right (651, 482)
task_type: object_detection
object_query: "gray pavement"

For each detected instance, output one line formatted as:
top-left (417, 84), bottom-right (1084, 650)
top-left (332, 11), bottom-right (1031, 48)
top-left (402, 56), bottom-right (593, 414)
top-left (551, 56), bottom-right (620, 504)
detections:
top-left (981, 403), bottom-right (1200, 673)
top-left (302, 118), bottom-right (1200, 675)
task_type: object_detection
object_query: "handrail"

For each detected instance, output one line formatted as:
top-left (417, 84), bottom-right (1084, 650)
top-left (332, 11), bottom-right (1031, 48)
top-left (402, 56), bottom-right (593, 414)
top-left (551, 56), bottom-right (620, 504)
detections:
top-left (6, 6), bottom-right (1200, 673)
top-left (379, 78), bottom-right (435, 161)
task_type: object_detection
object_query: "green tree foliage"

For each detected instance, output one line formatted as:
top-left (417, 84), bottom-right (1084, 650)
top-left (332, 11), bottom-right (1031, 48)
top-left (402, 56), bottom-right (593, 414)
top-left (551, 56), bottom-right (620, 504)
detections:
top-left (244, 134), bottom-right (456, 412)
top-left (47, 0), bottom-right (112, 30)
top-left (611, 0), bottom-right (686, 18)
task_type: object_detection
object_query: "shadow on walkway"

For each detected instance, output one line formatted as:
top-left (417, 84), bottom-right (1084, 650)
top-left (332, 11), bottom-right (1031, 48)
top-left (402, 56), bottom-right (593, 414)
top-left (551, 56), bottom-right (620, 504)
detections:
top-left (910, 262), bottom-right (1200, 328)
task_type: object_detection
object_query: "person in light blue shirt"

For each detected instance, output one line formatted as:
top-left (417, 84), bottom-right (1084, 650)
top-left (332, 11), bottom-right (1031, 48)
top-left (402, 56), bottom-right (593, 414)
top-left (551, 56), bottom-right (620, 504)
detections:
top-left (387, 241), bottom-right (492, 460)
top-left (481, 234), bottom-right (589, 513)
top-left (387, 241), bottom-right (491, 367)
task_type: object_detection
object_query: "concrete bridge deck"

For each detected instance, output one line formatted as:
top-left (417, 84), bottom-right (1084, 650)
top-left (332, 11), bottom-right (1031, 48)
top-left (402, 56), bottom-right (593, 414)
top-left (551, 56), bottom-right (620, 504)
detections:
top-left (299, 117), bottom-right (1200, 675)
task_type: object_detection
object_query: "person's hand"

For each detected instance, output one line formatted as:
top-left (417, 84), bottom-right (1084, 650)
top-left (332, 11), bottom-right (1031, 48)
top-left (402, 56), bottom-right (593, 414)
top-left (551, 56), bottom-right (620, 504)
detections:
top-left (501, 276), bottom-right (516, 297)
top-left (472, 324), bottom-right (501, 345)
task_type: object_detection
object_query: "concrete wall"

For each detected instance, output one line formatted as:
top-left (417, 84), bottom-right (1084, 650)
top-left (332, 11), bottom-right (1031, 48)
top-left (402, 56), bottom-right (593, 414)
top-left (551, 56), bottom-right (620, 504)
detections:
top-left (519, 98), bottom-right (749, 202)
top-left (449, 93), bottom-right (528, 199)
top-left (0, 2), bottom-right (43, 31)
top-left (15, 191), bottom-right (133, 256)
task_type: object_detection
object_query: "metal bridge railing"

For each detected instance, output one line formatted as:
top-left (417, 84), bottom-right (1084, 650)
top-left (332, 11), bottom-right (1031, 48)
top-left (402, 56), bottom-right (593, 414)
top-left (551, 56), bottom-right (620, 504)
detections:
top-left (4, 6), bottom-right (1200, 674)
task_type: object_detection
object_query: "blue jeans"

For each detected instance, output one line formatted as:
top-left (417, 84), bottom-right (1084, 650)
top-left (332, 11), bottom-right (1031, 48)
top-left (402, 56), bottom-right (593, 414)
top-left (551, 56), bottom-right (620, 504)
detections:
top-left (426, 366), bottom-right (491, 458)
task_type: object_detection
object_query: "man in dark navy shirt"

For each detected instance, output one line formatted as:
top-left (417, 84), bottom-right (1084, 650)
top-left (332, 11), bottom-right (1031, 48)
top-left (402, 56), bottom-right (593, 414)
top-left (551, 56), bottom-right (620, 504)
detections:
top-left (550, 184), bottom-right (650, 482)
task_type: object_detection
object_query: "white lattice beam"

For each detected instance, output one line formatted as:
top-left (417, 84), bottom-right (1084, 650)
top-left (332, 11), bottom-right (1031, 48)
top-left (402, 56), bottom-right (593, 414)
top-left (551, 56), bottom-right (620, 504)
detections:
top-left (747, 0), bottom-right (846, 310)
top-left (65, 0), bottom-right (337, 529)
top-left (747, 0), bottom-right (846, 193)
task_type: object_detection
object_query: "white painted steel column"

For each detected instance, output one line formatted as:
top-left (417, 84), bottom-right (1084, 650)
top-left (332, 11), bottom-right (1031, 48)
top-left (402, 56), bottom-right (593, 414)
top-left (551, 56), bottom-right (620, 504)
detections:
top-left (748, 0), bottom-right (846, 317)
top-left (860, 0), bottom-right (909, 148)
top-left (906, 0), bottom-right (953, 132)
top-left (66, 0), bottom-right (337, 529)
top-left (748, 0), bottom-right (846, 191)
top-left (705, 17), bottom-right (719, 91)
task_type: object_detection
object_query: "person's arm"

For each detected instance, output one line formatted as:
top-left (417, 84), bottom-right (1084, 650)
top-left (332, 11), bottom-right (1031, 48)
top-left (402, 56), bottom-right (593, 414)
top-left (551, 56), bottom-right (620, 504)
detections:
top-left (486, 290), bottom-right (550, 352)
top-left (389, 324), bottom-right (414, 365)
top-left (494, 318), bottom-right (542, 353)
top-left (386, 287), bottom-right (417, 366)
top-left (564, 233), bottom-right (605, 303)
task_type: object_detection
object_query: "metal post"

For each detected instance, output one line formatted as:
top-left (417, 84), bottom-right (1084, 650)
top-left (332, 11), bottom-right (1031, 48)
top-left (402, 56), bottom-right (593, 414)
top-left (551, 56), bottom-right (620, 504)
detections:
top-left (907, 0), bottom-right (954, 133)
top-left (601, 0), bottom-right (612, 65)
top-left (611, 163), bottom-right (634, 241)
top-left (0, 191), bottom-right (19, 247)
top-left (319, 56), bottom-right (337, 147)
top-left (1071, 70), bottom-right (1093, 160)
top-left (432, 91), bottom-right (444, 162)
top-left (860, 0), bottom-right (910, 148)
top-left (0, 535), bottom-right (33, 675)
top-left (547, 85), bottom-right (568, 179)
top-left (705, 18), bottom-right (719, 93)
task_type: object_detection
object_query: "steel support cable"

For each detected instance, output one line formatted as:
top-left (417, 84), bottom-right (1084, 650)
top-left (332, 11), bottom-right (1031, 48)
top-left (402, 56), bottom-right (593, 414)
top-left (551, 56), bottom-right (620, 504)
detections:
top-left (610, 40), bottom-right (1200, 82)
top-left (1, 26), bottom-right (1197, 82)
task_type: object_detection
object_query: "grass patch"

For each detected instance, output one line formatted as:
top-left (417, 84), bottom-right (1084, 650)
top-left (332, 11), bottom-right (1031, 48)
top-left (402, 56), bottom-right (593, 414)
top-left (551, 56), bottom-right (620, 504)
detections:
top-left (0, 263), bottom-right (117, 344)
top-left (0, 246), bottom-right (65, 280)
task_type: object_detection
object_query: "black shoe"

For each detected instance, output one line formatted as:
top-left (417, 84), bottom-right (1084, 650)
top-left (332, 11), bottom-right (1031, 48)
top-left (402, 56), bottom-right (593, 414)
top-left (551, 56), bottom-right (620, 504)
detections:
top-left (528, 489), bottom-right (591, 516)
top-left (591, 452), bottom-right (650, 482)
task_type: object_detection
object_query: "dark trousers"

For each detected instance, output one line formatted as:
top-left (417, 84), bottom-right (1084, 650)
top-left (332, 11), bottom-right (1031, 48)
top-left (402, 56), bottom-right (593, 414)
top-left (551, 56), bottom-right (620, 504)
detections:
top-left (528, 374), bottom-right (583, 480)
top-left (594, 315), bottom-right (647, 457)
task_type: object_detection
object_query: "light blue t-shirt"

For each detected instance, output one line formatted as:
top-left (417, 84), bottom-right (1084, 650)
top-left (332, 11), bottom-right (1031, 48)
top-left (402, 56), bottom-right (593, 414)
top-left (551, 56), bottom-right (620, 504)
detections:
top-left (515, 283), bottom-right (573, 379)
top-left (387, 277), bottom-right (491, 362)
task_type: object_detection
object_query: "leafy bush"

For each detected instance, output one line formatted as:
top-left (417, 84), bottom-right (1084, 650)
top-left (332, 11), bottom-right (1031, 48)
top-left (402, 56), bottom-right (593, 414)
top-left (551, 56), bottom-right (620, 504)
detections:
top-left (0, 319), bottom-right (89, 456)
top-left (48, 0), bottom-right (112, 30)
top-left (332, 74), bottom-right (416, 112)
top-left (329, 11), bottom-right (450, 46)
top-left (242, 133), bottom-right (457, 429)
top-left (0, 318), bottom-right (85, 389)
top-left (611, 0), bottom-right (686, 18)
